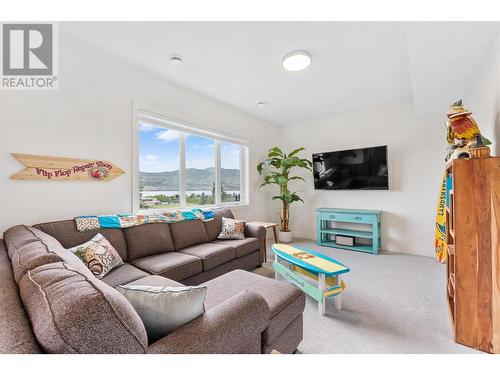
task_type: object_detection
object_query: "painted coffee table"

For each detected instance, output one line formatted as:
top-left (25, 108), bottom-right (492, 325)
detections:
top-left (272, 243), bottom-right (350, 315)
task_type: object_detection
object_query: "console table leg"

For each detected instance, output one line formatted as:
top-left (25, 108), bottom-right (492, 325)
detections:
top-left (318, 273), bottom-right (326, 315)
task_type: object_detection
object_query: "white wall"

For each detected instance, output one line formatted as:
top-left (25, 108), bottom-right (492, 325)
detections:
top-left (1, 31), bottom-right (497, 258)
top-left (267, 102), bottom-right (446, 257)
top-left (0, 35), bottom-right (280, 234)
top-left (465, 34), bottom-right (500, 155)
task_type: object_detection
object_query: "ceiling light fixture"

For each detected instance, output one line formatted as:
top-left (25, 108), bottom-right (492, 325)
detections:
top-left (282, 50), bottom-right (312, 72)
top-left (170, 55), bottom-right (183, 64)
top-left (256, 101), bottom-right (267, 107)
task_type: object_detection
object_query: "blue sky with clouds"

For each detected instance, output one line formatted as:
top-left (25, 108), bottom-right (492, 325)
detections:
top-left (139, 122), bottom-right (240, 173)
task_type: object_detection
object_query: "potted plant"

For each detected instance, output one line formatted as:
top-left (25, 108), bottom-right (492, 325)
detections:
top-left (257, 147), bottom-right (312, 243)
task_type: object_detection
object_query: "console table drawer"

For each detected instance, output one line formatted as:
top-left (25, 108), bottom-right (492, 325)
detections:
top-left (319, 212), bottom-right (373, 224)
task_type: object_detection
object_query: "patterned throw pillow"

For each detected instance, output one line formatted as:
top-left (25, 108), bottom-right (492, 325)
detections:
top-left (68, 233), bottom-right (124, 279)
top-left (217, 217), bottom-right (246, 240)
top-left (75, 216), bottom-right (100, 232)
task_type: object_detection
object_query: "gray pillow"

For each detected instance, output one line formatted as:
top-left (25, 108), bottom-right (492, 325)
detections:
top-left (116, 284), bottom-right (207, 342)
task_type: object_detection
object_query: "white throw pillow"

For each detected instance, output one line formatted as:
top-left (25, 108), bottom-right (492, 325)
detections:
top-left (218, 217), bottom-right (246, 240)
top-left (116, 284), bottom-right (207, 342)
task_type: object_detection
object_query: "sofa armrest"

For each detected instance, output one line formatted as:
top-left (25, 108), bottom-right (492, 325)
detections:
top-left (147, 290), bottom-right (270, 354)
top-left (244, 222), bottom-right (267, 264)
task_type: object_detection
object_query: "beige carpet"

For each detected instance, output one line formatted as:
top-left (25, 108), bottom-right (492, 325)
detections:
top-left (253, 239), bottom-right (476, 354)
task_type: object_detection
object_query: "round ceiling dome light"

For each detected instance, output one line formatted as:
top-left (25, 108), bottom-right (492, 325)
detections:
top-left (170, 55), bottom-right (183, 64)
top-left (282, 50), bottom-right (312, 72)
top-left (256, 101), bottom-right (267, 107)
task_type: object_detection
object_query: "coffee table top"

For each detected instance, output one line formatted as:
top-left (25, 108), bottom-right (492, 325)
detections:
top-left (272, 243), bottom-right (350, 276)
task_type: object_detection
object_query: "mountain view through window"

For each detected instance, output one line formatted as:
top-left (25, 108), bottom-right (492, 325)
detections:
top-left (139, 121), bottom-right (243, 210)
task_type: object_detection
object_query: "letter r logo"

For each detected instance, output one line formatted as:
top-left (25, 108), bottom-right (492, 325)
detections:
top-left (2, 24), bottom-right (53, 75)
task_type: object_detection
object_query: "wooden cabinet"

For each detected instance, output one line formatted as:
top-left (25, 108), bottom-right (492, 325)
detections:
top-left (445, 156), bottom-right (500, 353)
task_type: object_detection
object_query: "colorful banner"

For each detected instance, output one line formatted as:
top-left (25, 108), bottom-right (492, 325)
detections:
top-left (435, 171), bottom-right (448, 263)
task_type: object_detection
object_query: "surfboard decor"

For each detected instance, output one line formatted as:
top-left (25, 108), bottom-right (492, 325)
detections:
top-left (10, 153), bottom-right (125, 182)
top-left (435, 171), bottom-right (448, 263)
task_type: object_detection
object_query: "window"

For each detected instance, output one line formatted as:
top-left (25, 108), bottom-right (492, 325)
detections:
top-left (185, 134), bottom-right (215, 206)
top-left (220, 142), bottom-right (241, 203)
top-left (138, 124), bottom-right (180, 209)
top-left (136, 110), bottom-right (247, 211)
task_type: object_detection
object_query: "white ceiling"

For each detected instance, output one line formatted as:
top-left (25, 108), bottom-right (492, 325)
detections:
top-left (63, 22), bottom-right (500, 126)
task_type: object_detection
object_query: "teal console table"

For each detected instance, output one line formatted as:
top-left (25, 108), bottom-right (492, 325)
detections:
top-left (316, 208), bottom-right (381, 254)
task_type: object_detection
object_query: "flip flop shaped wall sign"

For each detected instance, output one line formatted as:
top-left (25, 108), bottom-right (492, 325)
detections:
top-left (10, 153), bottom-right (125, 181)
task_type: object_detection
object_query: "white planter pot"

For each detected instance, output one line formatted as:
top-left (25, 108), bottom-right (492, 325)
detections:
top-left (278, 231), bottom-right (293, 243)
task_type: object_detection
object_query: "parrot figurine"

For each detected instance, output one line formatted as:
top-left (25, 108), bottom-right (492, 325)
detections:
top-left (447, 100), bottom-right (491, 145)
top-left (445, 100), bottom-right (491, 161)
top-left (436, 101), bottom-right (491, 263)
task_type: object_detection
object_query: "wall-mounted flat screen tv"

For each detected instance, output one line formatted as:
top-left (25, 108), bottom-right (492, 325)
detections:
top-left (312, 146), bottom-right (388, 190)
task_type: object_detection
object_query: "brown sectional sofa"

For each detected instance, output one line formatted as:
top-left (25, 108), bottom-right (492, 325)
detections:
top-left (0, 208), bottom-right (305, 354)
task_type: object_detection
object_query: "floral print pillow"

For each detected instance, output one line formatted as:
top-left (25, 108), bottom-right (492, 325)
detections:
top-left (217, 217), bottom-right (246, 240)
top-left (75, 216), bottom-right (100, 232)
top-left (68, 233), bottom-right (124, 279)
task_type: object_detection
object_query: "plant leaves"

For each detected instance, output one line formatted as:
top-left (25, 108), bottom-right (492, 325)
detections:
top-left (268, 147), bottom-right (284, 157)
top-left (258, 182), bottom-right (269, 189)
top-left (268, 151), bottom-right (282, 157)
top-left (288, 147), bottom-right (305, 157)
top-left (290, 192), bottom-right (304, 203)
top-left (275, 175), bottom-right (288, 185)
top-left (257, 146), bottom-right (312, 203)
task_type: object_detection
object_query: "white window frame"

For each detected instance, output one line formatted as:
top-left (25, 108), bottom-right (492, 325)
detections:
top-left (132, 103), bottom-right (249, 213)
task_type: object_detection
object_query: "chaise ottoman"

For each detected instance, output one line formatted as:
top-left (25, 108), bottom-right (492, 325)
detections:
top-left (201, 269), bottom-right (305, 353)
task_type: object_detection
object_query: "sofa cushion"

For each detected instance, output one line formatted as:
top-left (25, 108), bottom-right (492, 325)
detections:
top-left (213, 238), bottom-right (260, 258)
top-left (0, 241), bottom-right (41, 354)
top-left (132, 252), bottom-right (202, 281)
top-left (19, 262), bottom-right (148, 353)
top-left (101, 263), bottom-right (150, 287)
top-left (146, 290), bottom-right (269, 354)
top-left (124, 223), bottom-right (175, 261)
top-left (203, 208), bottom-right (235, 241)
top-left (201, 269), bottom-right (305, 345)
top-left (169, 220), bottom-right (210, 250)
top-left (3, 225), bottom-right (40, 258)
top-left (180, 243), bottom-right (236, 271)
top-left (33, 220), bottom-right (128, 260)
top-left (263, 314), bottom-right (303, 354)
top-left (180, 251), bottom-right (260, 286)
top-left (4, 225), bottom-right (94, 284)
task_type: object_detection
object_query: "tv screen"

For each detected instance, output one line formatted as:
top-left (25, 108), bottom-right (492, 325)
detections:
top-left (312, 146), bottom-right (388, 190)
